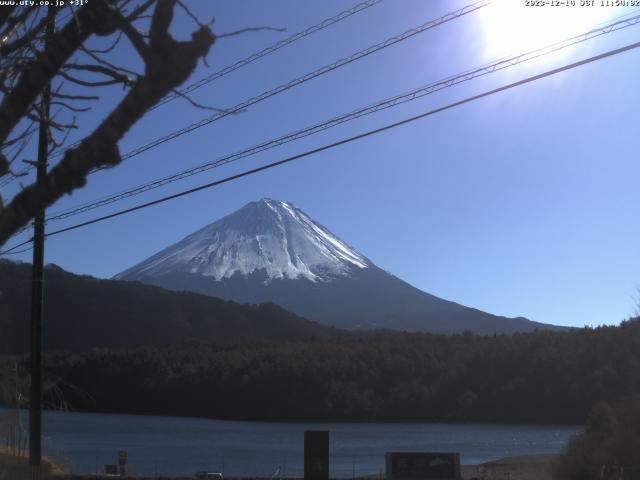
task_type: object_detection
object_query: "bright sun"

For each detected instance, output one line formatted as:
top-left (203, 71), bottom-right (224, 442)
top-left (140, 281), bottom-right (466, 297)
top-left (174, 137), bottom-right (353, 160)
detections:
top-left (479, 0), bottom-right (618, 60)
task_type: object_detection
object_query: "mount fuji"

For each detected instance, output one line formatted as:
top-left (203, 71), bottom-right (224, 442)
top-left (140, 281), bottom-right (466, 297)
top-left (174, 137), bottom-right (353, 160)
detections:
top-left (115, 199), bottom-right (561, 334)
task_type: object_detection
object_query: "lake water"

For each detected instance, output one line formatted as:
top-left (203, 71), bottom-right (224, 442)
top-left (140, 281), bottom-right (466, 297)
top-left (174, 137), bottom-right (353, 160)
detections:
top-left (20, 410), bottom-right (581, 477)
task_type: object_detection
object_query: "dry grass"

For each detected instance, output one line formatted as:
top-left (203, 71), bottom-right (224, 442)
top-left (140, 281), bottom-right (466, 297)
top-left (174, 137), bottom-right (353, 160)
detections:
top-left (0, 450), bottom-right (560, 480)
top-left (461, 454), bottom-right (558, 480)
top-left (0, 446), bottom-right (69, 479)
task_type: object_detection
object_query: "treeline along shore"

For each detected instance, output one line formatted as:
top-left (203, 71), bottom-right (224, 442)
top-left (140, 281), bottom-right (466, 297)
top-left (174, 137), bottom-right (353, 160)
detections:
top-left (2, 319), bottom-right (640, 424)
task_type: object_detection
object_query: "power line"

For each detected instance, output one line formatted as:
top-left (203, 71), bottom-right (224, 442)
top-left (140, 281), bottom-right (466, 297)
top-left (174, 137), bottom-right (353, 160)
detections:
top-left (40, 39), bottom-right (640, 240)
top-left (44, 12), bottom-right (640, 222)
top-left (153, 0), bottom-right (386, 110)
top-left (1, 244), bottom-right (33, 255)
top-left (0, 237), bottom-right (33, 256)
top-left (95, 0), bottom-right (492, 167)
top-left (4, 37), bottom-right (638, 249)
top-left (0, 166), bottom-right (30, 188)
top-left (0, 0), bottom-right (386, 187)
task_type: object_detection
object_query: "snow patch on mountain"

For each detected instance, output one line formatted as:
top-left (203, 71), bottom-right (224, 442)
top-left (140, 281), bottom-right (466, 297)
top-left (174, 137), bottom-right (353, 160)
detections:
top-left (115, 199), bottom-right (370, 283)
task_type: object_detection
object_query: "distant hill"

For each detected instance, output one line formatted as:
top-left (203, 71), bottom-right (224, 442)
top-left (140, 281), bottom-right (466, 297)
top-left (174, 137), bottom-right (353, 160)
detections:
top-left (0, 260), bottom-right (339, 353)
top-left (116, 198), bottom-right (566, 334)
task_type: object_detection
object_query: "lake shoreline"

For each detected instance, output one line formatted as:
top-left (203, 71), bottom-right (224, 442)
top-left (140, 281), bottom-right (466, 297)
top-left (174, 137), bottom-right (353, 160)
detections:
top-left (2, 408), bottom-right (577, 478)
top-left (1, 452), bottom-right (561, 480)
top-left (28, 405), bottom-right (584, 428)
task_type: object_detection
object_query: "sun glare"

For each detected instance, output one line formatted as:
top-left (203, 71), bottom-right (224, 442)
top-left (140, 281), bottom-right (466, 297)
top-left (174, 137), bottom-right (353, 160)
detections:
top-left (479, 0), bottom-right (619, 60)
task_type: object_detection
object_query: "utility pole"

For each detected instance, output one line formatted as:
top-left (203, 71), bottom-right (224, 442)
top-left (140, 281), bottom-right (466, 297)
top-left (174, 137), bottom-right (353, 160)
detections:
top-left (29, 6), bottom-right (54, 480)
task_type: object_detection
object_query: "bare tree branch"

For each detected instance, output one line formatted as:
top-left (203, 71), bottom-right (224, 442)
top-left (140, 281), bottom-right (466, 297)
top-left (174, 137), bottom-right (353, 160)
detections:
top-left (0, 0), bottom-right (215, 245)
top-left (177, 0), bottom-right (213, 29)
top-left (116, 14), bottom-right (150, 60)
top-left (0, 153), bottom-right (7, 177)
top-left (0, 12), bottom-right (49, 57)
top-left (217, 26), bottom-right (286, 39)
top-left (79, 44), bottom-right (142, 77)
top-left (51, 92), bottom-right (100, 101)
top-left (50, 101), bottom-right (91, 113)
top-left (0, 0), bottom-right (120, 145)
top-left (126, 0), bottom-right (157, 21)
top-left (58, 70), bottom-right (124, 87)
top-left (0, 7), bottom-right (32, 46)
top-left (169, 87), bottom-right (239, 113)
top-left (63, 63), bottom-right (135, 86)
top-left (82, 30), bottom-right (123, 54)
top-left (0, 6), bottom-right (17, 31)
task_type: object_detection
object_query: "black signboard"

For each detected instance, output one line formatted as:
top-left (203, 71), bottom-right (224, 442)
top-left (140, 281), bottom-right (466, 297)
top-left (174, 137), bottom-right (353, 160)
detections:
top-left (385, 452), bottom-right (461, 480)
top-left (304, 430), bottom-right (329, 480)
top-left (104, 464), bottom-right (118, 475)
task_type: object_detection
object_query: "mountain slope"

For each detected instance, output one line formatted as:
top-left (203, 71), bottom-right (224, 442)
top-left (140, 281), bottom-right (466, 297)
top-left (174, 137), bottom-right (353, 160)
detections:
top-left (116, 197), bottom-right (370, 283)
top-left (116, 199), bottom-right (563, 334)
top-left (0, 260), bottom-right (339, 354)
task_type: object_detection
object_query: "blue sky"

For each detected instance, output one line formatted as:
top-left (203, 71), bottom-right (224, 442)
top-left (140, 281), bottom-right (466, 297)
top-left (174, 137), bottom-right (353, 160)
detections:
top-left (2, 0), bottom-right (640, 328)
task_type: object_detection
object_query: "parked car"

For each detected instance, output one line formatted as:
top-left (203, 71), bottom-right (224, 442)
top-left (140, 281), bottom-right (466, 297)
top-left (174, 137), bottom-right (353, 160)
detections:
top-left (194, 472), bottom-right (223, 480)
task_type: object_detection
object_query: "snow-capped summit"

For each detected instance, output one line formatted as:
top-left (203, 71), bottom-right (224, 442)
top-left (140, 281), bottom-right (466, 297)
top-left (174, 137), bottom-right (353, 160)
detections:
top-left (115, 198), bottom-right (370, 283)
top-left (116, 198), bottom-right (562, 334)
